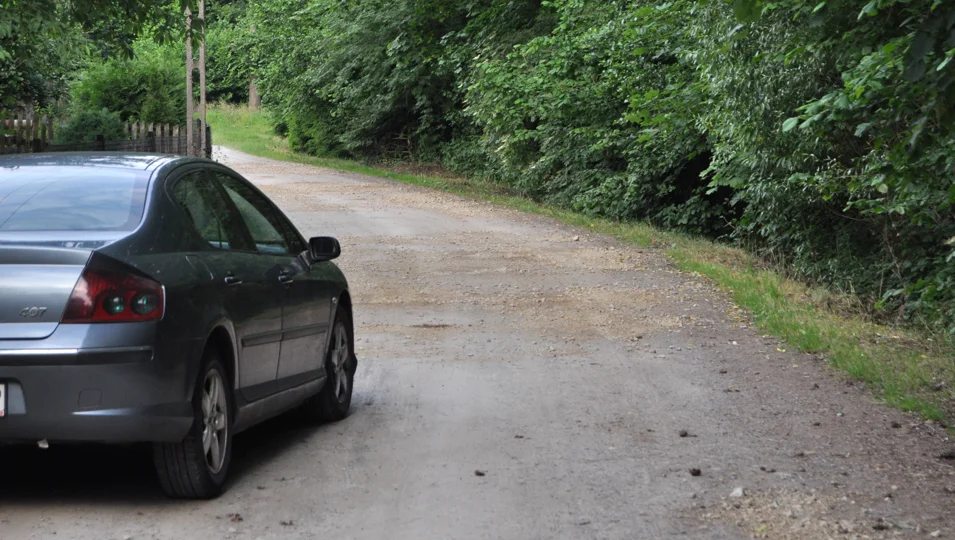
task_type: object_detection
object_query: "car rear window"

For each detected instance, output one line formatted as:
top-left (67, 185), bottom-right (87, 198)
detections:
top-left (0, 167), bottom-right (149, 232)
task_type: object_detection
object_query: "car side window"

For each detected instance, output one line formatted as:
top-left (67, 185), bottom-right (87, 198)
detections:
top-left (170, 171), bottom-right (248, 251)
top-left (216, 173), bottom-right (299, 255)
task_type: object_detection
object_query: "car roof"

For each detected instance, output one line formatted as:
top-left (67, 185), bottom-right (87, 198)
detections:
top-left (0, 152), bottom-right (209, 172)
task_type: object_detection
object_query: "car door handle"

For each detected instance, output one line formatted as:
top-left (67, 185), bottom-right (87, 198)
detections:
top-left (224, 275), bottom-right (243, 286)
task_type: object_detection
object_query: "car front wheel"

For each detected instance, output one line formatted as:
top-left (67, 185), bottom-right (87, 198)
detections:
top-left (301, 309), bottom-right (356, 422)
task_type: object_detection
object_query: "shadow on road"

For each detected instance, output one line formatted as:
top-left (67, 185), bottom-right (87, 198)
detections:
top-left (0, 402), bottom-right (363, 505)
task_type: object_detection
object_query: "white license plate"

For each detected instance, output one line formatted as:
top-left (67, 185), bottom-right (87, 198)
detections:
top-left (0, 383), bottom-right (5, 418)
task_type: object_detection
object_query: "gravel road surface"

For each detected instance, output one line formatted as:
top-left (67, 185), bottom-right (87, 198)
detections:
top-left (1, 147), bottom-right (953, 540)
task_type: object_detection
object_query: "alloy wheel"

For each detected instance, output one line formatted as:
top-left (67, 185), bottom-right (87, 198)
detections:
top-left (331, 322), bottom-right (350, 403)
top-left (201, 368), bottom-right (229, 474)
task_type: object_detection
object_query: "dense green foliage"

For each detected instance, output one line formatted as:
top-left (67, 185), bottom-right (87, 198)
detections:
top-left (1, 2), bottom-right (85, 108)
top-left (719, 0), bottom-right (955, 327)
top-left (205, 1), bottom-right (253, 103)
top-left (2, 0), bottom-right (250, 125)
top-left (54, 107), bottom-right (125, 143)
top-left (0, 0), bottom-right (199, 108)
top-left (462, 1), bottom-right (729, 234)
top-left (245, 0), bottom-right (550, 157)
top-left (246, 0), bottom-right (955, 331)
top-left (71, 39), bottom-right (186, 125)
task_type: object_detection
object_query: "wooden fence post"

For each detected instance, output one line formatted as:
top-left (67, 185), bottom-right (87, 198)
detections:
top-left (39, 115), bottom-right (48, 152)
top-left (30, 112), bottom-right (40, 152)
top-left (194, 118), bottom-right (201, 156)
top-left (16, 109), bottom-right (24, 153)
top-left (205, 123), bottom-right (212, 158)
top-left (22, 110), bottom-right (29, 153)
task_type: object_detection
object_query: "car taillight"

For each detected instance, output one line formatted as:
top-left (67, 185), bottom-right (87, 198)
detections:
top-left (62, 268), bottom-right (165, 323)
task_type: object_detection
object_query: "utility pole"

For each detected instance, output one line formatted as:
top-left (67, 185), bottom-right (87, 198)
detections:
top-left (199, 0), bottom-right (207, 157)
top-left (249, 25), bottom-right (261, 110)
top-left (185, 7), bottom-right (194, 155)
top-left (249, 75), bottom-right (261, 110)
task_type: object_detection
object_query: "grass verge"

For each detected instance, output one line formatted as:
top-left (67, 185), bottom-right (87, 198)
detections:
top-left (208, 103), bottom-right (955, 424)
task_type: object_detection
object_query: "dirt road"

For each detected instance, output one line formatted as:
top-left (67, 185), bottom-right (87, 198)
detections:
top-left (1, 148), bottom-right (953, 539)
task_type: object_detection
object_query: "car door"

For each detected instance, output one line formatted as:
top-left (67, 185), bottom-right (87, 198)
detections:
top-left (167, 168), bottom-right (285, 403)
top-left (268, 203), bottom-right (338, 387)
top-left (212, 172), bottom-right (332, 391)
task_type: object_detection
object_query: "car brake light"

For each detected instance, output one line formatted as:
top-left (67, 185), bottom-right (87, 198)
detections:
top-left (62, 268), bottom-right (165, 323)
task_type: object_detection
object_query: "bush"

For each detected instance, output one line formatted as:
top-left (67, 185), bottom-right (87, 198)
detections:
top-left (465, 2), bottom-right (734, 235)
top-left (206, 22), bottom-right (252, 104)
top-left (71, 38), bottom-right (185, 125)
top-left (247, 0), bottom-right (549, 158)
top-left (54, 108), bottom-right (125, 144)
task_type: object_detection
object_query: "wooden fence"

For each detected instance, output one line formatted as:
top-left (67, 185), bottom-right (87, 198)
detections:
top-left (0, 112), bottom-right (211, 158)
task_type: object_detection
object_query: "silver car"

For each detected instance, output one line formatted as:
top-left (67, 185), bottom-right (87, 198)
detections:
top-left (0, 153), bottom-right (358, 498)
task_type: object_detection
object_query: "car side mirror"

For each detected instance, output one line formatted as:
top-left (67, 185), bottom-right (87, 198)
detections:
top-left (308, 236), bottom-right (341, 262)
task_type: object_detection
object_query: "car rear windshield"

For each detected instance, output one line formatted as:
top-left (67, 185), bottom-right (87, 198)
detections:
top-left (0, 167), bottom-right (149, 232)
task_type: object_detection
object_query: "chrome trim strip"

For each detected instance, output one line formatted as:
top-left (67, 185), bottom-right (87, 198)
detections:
top-left (0, 345), bottom-right (153, 356)
top-left (0, 349), bottom-right (79, 356)
top-left (82, 345), bottom-right (154, 355)
top-left (161, 284), bottom-right (167, 321)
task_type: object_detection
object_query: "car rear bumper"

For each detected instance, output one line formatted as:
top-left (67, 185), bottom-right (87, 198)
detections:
top-left (0, 345), bottom-right (196, 444)
top-left (0, 404), bottom-right (193, 444)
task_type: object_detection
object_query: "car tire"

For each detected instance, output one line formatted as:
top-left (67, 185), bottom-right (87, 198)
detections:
top-left (153, 351), bottom-right (233, 499)
top-left (301, 309), bottom-right (356, 422)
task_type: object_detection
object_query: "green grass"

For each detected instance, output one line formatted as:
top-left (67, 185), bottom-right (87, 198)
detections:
top-left (208, 104), bottom-right (955, 424)
top-left (207, 105), bottom-right (469, 189)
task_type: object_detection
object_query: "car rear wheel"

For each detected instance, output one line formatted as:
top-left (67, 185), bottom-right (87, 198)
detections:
top-left (153, 351), bottom-right (233, 499)
top-left (301, 309), bottom-right (355, 422)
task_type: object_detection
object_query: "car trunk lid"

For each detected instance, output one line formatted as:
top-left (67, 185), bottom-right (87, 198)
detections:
top-left (0, 246), bottom-right (91, 339)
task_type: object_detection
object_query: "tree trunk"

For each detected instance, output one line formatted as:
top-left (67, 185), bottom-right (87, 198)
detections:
top-left (185, 7), bottom-right (194, 156)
